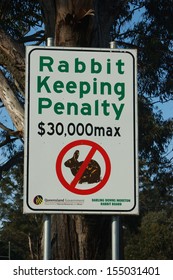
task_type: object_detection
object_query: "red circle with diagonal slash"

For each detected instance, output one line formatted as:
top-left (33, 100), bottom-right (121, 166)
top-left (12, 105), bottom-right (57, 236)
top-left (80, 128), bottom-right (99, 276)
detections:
top-left (56, 140), bottom-right (111, 195)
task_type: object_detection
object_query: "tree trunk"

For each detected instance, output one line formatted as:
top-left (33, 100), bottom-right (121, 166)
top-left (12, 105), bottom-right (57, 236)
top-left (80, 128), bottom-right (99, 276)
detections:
top-left (51, 214), bottom-right (111, 259)
top-left (0, 28), bottom-right (25, 94)
top-left (0, 28), bottom-right (25, 137)
top-left (0, 71), bottom-right (24, 137)
top-left (28, 234), bottom-right (34, 260)
top-left (41, 0), bottom-right (117, 48)
top-left (54, 0), bottom-right (94, 47)
top-left (0, 0), bottom-right (124, 260)
top-left (39, 0), bottom-right (119, 260)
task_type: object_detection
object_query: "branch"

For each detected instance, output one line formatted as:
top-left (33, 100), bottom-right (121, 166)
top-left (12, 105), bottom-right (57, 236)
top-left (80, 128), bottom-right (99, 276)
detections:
top-left (0, 122), bottom-right (17, 135)
top-left (0, 122), bottom-right (23, 147)
top-left (18, 30), bottom-right (45, 44)
top-left (0, 136), bottom-right (18, 148)
top-left (116, 40), bottom-right (139, 49)
top-left (150, 98), bottom-right (173, 105)
top-left (0, 27), bottom-right (25, 95)
top-left (0, 151), bottom-right (24, 180)
top-left (0, 71), bottom-right (24, 137)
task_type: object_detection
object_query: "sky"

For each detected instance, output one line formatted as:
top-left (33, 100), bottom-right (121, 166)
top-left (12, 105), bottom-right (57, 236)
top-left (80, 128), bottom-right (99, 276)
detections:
top-left (0, 3), bottom-right (172, 191)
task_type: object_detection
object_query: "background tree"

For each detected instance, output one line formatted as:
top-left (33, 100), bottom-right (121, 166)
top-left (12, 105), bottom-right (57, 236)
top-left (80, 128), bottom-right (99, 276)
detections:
top-left (0, 161), bottom-right (43, 259)
top-left (0, 0), bottom-right (173, 259)
top-left (124, 210), bottom-right (173, 259)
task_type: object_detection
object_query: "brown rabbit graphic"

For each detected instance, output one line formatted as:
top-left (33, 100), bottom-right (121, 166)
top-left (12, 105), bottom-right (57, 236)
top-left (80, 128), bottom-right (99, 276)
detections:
top-left (64, 150), bottom-right (101, 184)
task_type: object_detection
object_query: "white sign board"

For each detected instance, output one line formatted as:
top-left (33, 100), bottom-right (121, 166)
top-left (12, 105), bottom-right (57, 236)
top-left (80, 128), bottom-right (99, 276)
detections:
top-left (24, 47), bottom-right (138, 214)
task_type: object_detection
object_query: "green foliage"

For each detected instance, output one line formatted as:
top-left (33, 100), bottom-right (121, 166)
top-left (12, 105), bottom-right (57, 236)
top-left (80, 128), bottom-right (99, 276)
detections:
top-left (0, 162), bottom-right (43, 259)
top-left (0, 0), bottom-right (173, 259)
top-left (138, 97), bottom-right (173, 213)
top-left (124, 210), bottom-right (173, 259)
top-left (116, 0), bottom-right (173, 101)
top-left (0, 0), bottom-right (42, 40)
top-left (110, 0), bottom-right (173, 259)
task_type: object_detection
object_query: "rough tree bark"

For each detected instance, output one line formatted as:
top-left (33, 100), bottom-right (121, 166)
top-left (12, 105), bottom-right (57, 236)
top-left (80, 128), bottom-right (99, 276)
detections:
top-left (0, 71), bottom-right (24, 137)
top-left (39, 0), bottom-right (118, 260)
top-left (0, 0), bottom-right (123, 259)
top-left (0, 28), bottom-right (25, 94)
top-left (41, 0), bottom-right (117, 48)
top-left (0, 28), bottom-right (25, 137)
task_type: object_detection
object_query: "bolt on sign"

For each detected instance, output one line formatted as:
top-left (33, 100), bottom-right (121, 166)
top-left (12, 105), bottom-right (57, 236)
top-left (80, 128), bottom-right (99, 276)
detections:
top-left (24, 46), bottom-right (138, 214)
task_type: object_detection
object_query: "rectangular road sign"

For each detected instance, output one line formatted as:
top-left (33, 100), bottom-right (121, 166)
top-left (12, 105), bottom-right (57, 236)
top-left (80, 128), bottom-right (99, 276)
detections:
top-left (24, 46), bottom-right (138, 214)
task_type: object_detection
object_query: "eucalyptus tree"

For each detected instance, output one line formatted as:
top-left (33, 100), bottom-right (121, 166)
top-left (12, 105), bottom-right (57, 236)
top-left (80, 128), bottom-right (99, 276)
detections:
top-left (0, 0), bottom-right (172, 259)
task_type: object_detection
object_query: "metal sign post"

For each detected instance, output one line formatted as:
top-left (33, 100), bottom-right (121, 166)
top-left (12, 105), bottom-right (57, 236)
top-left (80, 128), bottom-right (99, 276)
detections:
top-left (110, 41), bottom-right (120, 260)
top-left (111, 216), bottom-right (120, 259)
top-left (43, 37), bottom-right (54, 260)
top-left (43, 214), bottom-right (51, 260)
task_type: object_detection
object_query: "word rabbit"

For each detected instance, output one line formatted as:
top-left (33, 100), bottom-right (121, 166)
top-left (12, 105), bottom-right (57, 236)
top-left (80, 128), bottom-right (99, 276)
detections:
top-left (64, 150), bottom-right (101, 184)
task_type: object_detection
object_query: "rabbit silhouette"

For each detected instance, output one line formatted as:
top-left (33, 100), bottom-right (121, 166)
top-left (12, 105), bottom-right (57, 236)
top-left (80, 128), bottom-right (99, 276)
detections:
top-left (64, 150), bottom-right (101, 184)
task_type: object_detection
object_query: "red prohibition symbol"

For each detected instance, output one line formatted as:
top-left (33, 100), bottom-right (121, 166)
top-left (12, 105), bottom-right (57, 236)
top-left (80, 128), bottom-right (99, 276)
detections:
top-left (56, 140), bottom-right (111, 195)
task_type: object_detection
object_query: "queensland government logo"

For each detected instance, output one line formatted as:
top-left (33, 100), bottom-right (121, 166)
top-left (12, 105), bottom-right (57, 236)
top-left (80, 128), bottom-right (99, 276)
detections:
top-left (33, 195), bottom-right (43, 205)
